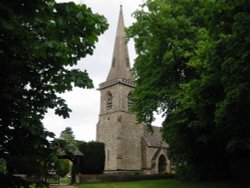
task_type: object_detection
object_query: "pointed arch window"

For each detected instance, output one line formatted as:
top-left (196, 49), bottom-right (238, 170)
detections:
top-left (107, 92), bottom-right (113, 110)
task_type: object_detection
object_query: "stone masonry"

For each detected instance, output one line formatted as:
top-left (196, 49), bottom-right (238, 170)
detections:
top-left (96, 6), bottom-right (172, 174)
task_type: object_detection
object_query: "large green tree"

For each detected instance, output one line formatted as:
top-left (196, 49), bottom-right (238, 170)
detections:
top-left (128, 0), bottom-right (250, 180)
top-left (0, 0), bottom-right (108, 186)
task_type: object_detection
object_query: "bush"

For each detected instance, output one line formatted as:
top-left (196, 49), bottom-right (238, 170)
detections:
top-left (78, 141), bottom-right (105, 174)
top-left (56, 159), bottom-right (71, 177)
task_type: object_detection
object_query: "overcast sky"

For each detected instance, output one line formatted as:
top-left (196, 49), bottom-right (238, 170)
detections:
top-left (43, 0), bottom-right (162, 141)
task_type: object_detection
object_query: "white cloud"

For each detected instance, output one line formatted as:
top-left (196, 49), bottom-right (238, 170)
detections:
top-left (43, 0), bottom-right (163, 142)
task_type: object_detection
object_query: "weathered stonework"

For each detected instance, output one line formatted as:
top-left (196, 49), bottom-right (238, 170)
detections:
top-left (96, 6), bottom-right (171, 174)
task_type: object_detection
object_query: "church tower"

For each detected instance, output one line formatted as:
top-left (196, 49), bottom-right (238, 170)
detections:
top-left (96, 6), bottom-right (144, 173)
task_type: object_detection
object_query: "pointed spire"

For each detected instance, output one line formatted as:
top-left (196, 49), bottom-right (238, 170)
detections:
top-left (106, 5), bottom-right (133, 82)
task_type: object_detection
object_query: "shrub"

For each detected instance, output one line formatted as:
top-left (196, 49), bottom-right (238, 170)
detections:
top-left (78, 141), bottom-right (105, 174)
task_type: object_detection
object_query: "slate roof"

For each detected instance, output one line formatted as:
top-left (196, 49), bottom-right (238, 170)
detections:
top-left (143, 126), bottom-right (169, 148)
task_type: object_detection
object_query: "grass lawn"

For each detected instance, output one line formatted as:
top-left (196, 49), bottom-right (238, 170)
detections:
top-left (77, 179), bottom-right (249, 188)
top-left (60, 177), bottom-right (71, 184)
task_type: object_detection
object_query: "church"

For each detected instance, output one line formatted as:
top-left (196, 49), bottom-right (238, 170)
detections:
top-left (96, 6), bottom-right (172, 175)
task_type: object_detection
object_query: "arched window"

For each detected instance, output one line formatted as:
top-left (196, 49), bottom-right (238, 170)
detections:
top-left (127, 92), bottom-right (133, 109)
top-left (107, 92), bottom-right (113, 110)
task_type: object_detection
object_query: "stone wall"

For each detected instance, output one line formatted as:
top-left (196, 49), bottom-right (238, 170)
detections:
top-left (96, 113), bottom-right (119, 170)
top-left (96, 82), bottom-right (144, 172)
top-left (97, 111), bottom-right (144, 171)
top-left (118, 112), bottom-right (144, 170)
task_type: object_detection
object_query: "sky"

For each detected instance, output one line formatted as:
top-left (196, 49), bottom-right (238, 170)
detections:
top-left (43, 0), bottom-right (162, 141)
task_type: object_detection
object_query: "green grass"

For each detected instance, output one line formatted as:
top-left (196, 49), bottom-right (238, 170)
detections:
top-left (77, 179), bottom-right (249, 188)
top-left (60, 177), bottom-right (71, 184)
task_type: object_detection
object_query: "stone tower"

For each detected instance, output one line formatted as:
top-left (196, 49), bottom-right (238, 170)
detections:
top-left (96, 6), bottom-right (144, 173)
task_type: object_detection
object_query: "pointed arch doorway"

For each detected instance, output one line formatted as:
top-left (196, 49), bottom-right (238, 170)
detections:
top-left (158, 155), bottom-right (167, 174)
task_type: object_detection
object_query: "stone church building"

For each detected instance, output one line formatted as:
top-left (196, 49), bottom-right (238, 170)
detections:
top-left (96, 6), bottom-right (172, 175)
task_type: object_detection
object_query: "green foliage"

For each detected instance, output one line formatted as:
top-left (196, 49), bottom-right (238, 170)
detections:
top-left (0, 0), bottom-right (108, 186)
top-left (128, 0), bottom-right (250, 181)
top-left (51, 128), bottom-right (79, 178)
top-left (78, 141), bottom-right (105, 174)
top-left (127, 0), bottom-right (198, 128)
top-left (60, 177), bottom-right (71, 184)
top-left (0, 159), bottom-right (6, 174)
top-left (59, 127), bottom-right (76, 146)
top-left (54, 159), bottom-right (70, 177)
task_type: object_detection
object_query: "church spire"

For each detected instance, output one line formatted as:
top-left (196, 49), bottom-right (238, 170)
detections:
top-left (106, 5), bottom-right (133, 82)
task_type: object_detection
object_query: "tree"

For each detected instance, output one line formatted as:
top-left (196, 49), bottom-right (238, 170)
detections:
top-left (0, 0), bottom-right (108, 186)
top-left (60, 127), bottom-right (76, 146)
top-left (78, 141), bottom-right (105, 174)
top-left (49, 158), bottom-right (70, 178)
top-left (127, 0), bottom-right (250, 180)
top-left (53, 129), bottom-right (84, 184)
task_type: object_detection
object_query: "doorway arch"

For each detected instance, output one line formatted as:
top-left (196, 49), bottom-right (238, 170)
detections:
top-left (158, 155), bottom-right (167, 174)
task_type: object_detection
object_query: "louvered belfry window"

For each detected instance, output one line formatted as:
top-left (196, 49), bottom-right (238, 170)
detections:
top-left (107, 92), bottom-right (113, 110)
